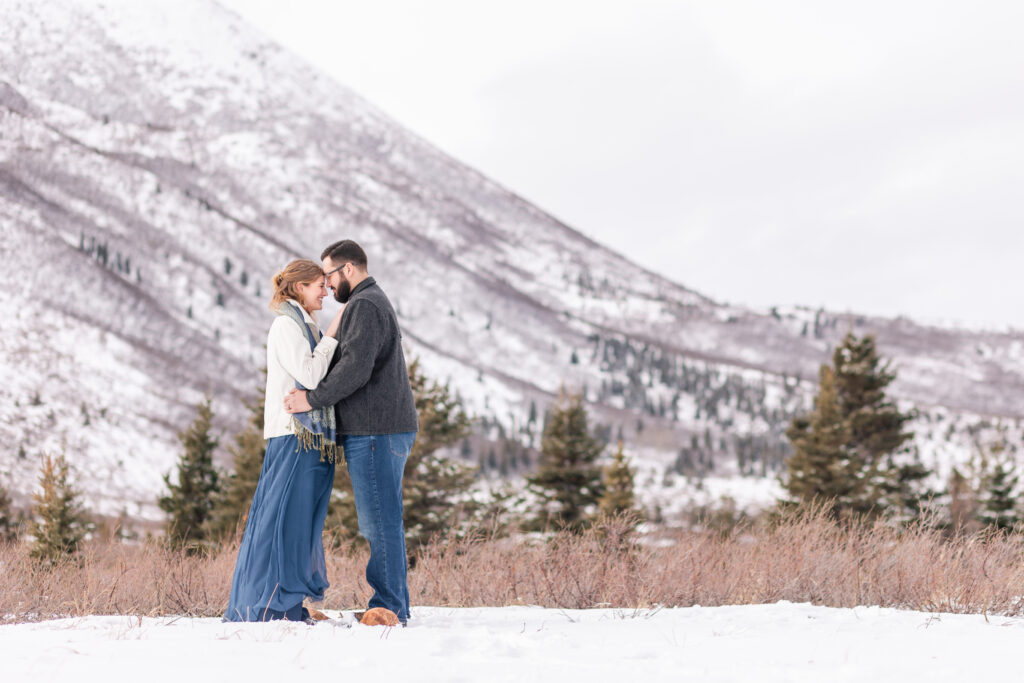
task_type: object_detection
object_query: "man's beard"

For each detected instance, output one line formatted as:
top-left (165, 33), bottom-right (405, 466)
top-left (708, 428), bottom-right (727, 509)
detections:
top-left (333, 277), bottom-right (352, 303)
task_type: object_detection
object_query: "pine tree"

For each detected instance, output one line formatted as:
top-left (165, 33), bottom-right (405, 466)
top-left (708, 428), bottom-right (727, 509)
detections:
top-left (877, 452), bottom-right (933, 523)
top-left (0, 482), bottom-right (20, 542)
top-left (402, 359), bottom-right (475, 551)
top-left (832, 333), bottom-right (915, 513)
top-left (599, 441), bottom-right (640, 523)
top-left (159, 396), bottom-right (220, 550)
top-left (978, 439), bottom-right (1019, 531)
top-left (980, 460), bottom-right (1019, 530)
top-left (784, 333), bottom-right (919, 519)
top-left (29, 453), bottom-right (91, 564)
top-left (784, 366), bottom-right (855, 517)
top-left (206, 383), bottom-right (266, 541)
top-left (527, 392), bottom-right (604, 531)
top-left (474, 483), bottom-right (522, 537)
top-left (326, 359), bottom-right (475, 554)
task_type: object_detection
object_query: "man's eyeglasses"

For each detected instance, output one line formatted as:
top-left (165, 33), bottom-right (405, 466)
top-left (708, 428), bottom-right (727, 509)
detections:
top-left (324, 263), bottom-right (350, 277)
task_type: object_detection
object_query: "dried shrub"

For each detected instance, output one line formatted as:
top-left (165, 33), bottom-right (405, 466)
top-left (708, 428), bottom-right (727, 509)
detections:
top-left (5, 506), bottom-right (1024, 623)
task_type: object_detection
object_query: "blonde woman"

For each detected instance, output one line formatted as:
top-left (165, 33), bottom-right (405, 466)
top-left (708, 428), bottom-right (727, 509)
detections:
top-left (224, 259), bottom-right (344, 622)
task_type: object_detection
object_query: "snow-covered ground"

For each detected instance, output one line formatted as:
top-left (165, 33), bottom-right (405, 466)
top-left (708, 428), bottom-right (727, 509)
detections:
top-left (4, 603), bottom-right (1023, 681)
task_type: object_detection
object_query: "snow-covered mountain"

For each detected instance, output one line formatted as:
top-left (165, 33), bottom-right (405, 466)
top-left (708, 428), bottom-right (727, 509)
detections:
top-left (1, 0), bottom-right (1021, 522)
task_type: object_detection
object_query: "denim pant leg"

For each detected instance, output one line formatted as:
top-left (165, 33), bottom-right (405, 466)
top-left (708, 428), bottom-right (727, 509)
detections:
top-left (344, 432), bottom-right (416, 621)
top-left (389, 434), bottom-right (413, 620)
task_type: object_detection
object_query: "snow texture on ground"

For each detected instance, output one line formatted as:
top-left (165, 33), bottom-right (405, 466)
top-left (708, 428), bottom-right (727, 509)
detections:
top-left (3, 603), bottom-right (1024, 682)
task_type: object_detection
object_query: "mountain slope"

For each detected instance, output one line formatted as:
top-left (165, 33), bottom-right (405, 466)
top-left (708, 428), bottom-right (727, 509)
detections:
top-left (1, 0), bottom-right (1021, 520)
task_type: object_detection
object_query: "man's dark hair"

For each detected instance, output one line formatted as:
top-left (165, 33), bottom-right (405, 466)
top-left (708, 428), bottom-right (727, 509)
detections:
top-left (321, 239), bottom-right (368, 268)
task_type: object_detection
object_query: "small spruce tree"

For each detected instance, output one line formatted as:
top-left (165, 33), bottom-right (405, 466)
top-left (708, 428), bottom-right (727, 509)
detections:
top-left (785, 333), bottom-right (919, 519)
top-left (474, 482), bottom-right (522, 537)
top-left (394, 359), bottom-right (475, 552)
top-left (980, 460), bottom-right (1019, 530)
top-left (978, 439), bottom-right (1019, 531)
top-left (206, 382), bottom-right (266, 541)
top-left (159, 396), bottom-right (220, 550)
top-left (598, 441), bottom-right (638, 520)
top-left (832, 333), bottom-right (915, 514)
top-left (526, 392), bottom-right (604, 531)
top-left (0, 482), bottom-right (20, 542)
top-left (326, 359), bottom-right (475, 554)
top-left (784, 366), bottom-right (855, 517)
top-left (29, 453), bottom-right (91, 563)
top-left (876, 451), bottom-right (933, 523)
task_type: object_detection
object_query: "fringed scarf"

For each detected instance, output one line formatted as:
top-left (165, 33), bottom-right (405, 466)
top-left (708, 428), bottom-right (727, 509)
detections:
top-left (277, 300), bottom-right (339, 464)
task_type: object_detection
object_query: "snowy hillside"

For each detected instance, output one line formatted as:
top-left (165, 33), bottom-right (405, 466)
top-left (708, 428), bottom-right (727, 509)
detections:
top-left (1, 0), bottom-right (1022, 521)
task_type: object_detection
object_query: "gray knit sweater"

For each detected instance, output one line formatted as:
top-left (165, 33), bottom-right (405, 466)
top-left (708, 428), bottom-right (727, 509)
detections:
top-left (307, 277), bottom-right (418, 436)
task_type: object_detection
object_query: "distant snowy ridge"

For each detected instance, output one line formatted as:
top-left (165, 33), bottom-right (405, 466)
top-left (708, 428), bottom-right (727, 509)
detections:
top-left (1, 0), bottom-right (1022, 521)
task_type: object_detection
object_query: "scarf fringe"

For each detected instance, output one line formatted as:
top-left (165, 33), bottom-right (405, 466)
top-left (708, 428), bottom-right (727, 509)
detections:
top-left (291, 416), bottom-right (344, 465)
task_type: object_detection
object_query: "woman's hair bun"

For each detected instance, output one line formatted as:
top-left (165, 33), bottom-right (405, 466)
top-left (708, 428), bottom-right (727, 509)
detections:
top-left (268, 260), bottom-right (325, 312)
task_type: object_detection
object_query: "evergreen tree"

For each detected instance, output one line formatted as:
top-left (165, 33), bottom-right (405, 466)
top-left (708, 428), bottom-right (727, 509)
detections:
top-left (326, 359), bottom-right (475, 554)
top-left (784, 366), bottom-right (855, 517)
top-left (526, 392), bottom-right (604, 531)
top-left (159, 396), bottom-right (220, 550)
top-left (399, 358), bottom-right (476, 551)
top-left (206, 382), bottom-right (266, 541)
top-left (832, 333), bottom-right (915, 513)
top-left (978, 439), bottom-right (1019, 531)
top-left (876, 452), bottom-right (933, 523)
top-left (29, 453), bottom-right (91, 564)
top-left (474, 483), bottom-right (522, 537)
top-left (598, 441), bottom-right (639, 523)
top-left (980, 460), bottom-right (1019, 530)
top-left (784, 333), bottom-right (918, 519)
top-left (0, 482), bottom-right (20, 542)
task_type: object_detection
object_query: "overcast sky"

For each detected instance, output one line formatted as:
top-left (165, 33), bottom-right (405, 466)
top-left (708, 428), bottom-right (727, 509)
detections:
top-left (220, 0), bottom-right (1023, 331)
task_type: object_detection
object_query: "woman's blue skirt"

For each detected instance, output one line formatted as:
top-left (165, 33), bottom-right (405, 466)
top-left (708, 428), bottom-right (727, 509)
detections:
top-left (223, 434), bottom-right (335, 622)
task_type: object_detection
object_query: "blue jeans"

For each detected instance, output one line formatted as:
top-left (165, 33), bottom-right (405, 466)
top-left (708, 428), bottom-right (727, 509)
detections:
top-left (343, 431), bottom-right (416, 622)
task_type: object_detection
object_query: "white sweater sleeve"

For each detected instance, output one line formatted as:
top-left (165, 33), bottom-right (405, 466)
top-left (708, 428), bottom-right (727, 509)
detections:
top-left (268, 316), bottom-right (338, 390)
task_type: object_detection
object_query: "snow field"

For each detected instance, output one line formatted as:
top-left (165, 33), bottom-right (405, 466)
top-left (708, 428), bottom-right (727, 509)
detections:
top-left (4, 603), bottom-right (1024, 682)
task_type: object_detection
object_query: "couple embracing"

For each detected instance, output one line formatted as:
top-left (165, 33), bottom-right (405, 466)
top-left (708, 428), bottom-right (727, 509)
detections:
top-left (223, 239), bottom-right (418, 626)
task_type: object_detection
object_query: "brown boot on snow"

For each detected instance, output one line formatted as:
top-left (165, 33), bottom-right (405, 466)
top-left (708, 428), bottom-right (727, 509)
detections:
top-left (359, 607), bottom-right (400, 626)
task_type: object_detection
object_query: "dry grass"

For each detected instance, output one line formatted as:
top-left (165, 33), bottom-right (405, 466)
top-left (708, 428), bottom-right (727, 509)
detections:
top-left (5, 508), bottom-right (1024, 623)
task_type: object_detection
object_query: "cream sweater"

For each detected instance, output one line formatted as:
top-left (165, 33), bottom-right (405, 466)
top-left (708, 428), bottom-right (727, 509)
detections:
top-left (263, 300), bottom-right (339, 439)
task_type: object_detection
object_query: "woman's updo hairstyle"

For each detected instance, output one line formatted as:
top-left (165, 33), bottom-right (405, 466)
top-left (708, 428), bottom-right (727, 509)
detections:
top-left (269, 259), bottom-right (325, 312)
